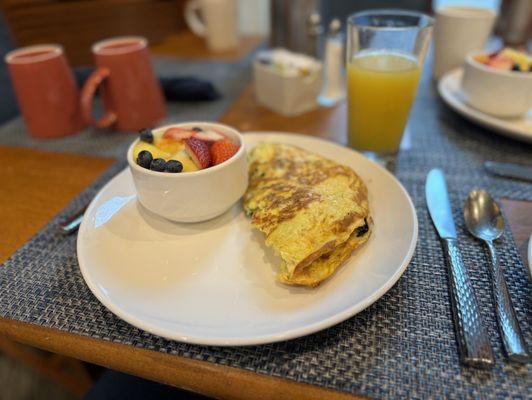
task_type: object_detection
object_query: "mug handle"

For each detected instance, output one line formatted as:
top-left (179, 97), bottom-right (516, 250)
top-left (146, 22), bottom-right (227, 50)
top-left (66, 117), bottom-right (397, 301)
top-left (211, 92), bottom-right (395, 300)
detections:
top-left (184, 0), bottom-right (206, 37)
top-left (80, 67), bottom-right (117, 128)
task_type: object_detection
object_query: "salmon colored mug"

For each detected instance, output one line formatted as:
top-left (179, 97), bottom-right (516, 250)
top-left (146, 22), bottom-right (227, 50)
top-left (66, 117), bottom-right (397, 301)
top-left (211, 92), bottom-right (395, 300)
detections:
top-left (81, 36), bottom-right (166, 132)
top-left (5, 44), bottom-right (85, 139)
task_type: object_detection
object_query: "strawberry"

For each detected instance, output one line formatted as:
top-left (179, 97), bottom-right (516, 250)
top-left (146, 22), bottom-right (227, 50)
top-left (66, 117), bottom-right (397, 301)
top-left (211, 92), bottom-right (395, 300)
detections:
top-left (488, 56), bottom-right (513, 71)
top-left (163, 127), bottom-right (193, 140)
top-left (184, 137), bottom-right (211, 169)
top-left (192, 129), bottom-right (225, 142)
top-left (210, 140), bottom-right (240, 165)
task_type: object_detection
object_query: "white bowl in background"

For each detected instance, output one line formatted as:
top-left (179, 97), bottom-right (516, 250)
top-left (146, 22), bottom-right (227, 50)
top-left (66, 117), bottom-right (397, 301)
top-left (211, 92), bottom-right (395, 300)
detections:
top-left (127, 122), bottom-right (247, 223)
top-left (461, 51), bottom-right (532, 118)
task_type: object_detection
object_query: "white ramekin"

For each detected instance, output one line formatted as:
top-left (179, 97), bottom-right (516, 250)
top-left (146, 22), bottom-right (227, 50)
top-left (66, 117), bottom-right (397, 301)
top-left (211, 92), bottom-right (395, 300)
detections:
top-left (462, 51), bottom-right (532, 118)
top-left (127, 122), bottom-right (247, 223)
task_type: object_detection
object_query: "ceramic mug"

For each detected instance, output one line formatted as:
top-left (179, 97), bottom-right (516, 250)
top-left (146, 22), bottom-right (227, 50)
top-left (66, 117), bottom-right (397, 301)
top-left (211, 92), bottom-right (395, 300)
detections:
top-left (432, 6), bottom-right (496, 80)
top-left (81, 36), bottom-right (166, 132)
top-left (5, 44), bottom-right (85, 138)
top-left (185, 0), bottom-right (239, 52)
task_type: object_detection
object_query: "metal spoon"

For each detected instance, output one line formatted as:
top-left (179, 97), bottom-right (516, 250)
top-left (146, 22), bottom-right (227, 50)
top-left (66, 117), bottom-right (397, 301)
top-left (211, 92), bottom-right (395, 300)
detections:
top-left (59, 204), bottom-right (87, 235)
top-left (464, 189), bottom-right (530, 363)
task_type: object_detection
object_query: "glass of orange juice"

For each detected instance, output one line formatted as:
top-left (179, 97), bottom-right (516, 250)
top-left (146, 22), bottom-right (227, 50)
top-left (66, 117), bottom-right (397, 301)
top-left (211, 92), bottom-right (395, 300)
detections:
top-left (347, 10), bottom-right (434, 159)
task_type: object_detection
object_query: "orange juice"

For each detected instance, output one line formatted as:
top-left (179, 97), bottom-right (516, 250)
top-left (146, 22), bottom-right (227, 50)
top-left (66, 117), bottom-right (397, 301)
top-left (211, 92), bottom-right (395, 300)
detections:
top-left (347, 51), bottom-right (421, 153)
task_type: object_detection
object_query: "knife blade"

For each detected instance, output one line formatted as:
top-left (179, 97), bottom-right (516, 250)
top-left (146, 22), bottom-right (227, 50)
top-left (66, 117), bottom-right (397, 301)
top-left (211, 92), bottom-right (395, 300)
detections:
top-left (425, 169), bottom-right (457, 239)
top-left (484, 161), bottom-right (532, 183)
top-left (426, 169), bottom-right (494, 367)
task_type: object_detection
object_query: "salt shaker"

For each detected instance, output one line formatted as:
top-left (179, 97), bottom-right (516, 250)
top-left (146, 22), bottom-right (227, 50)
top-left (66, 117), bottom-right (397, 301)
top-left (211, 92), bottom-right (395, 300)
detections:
top-left (318, 19), bottom-right (346, 107)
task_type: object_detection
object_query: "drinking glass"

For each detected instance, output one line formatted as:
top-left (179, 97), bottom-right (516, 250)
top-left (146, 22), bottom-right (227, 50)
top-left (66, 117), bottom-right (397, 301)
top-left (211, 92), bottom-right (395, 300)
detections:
top-left (347, 10), bottom-right (434, 159)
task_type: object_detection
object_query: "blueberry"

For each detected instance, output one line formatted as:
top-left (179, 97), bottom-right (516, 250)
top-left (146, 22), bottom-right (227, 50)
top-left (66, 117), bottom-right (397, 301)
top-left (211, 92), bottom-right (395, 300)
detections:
top-left (150, 158), bottom-right (166, 172)
top-left (136, 150), bottom-right (153, 169)
top-left (139, 128), bottom-right (154, 143)
top-left (192, 126), bottom-right (203, 132)
top-left (511, 64), bottom-right (521, 72)
top-left (258, 57), bottom-right (271, 65)
top-left (165, 160), bottom-right (183, 173)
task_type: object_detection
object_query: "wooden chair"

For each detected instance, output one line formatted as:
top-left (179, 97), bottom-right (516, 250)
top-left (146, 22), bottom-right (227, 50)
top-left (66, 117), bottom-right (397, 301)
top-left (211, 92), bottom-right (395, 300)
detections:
top-left (1, 0), bottom-right (187, 66)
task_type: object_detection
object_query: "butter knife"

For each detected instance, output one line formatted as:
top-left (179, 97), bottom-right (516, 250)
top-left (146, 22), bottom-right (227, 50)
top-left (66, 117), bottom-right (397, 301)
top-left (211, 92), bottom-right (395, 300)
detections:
top-left (484, 161), bottom-right (532, 183)
top-left (426, 169), bottom-right (494, 367)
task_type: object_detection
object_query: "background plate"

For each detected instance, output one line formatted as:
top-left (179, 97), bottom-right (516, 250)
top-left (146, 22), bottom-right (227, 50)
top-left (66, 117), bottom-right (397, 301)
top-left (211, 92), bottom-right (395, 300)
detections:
top-left (77, 133), bottom-right (418, 346)
top-left (438, 68), bottom-right (532, 144)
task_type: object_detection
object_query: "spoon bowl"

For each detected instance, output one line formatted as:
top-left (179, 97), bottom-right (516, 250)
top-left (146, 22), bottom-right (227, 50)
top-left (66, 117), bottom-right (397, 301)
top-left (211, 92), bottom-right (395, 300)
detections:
top-left (463, 188), bottom-right (530, 363)
top-left (464, 189), bottom-right (505, 242)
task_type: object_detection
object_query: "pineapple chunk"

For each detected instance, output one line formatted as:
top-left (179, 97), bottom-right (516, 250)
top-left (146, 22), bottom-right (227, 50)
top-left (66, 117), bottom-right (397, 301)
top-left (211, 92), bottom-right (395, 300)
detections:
top-left (498, 48), bottom-right (531, 71)
top-left (154, 137), bottom-right (184, 155)
top-left (170, 149), bottom-right (198, 172)
top-left (133, 142), bottom-right (170, 161)
top-left (474, 54), bottom-right (490, 64)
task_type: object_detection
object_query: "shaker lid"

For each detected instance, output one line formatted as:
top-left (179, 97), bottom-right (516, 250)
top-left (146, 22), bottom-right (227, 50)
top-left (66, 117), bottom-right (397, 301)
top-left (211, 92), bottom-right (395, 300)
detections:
top-left (329, 18), bottom-right (341, 34)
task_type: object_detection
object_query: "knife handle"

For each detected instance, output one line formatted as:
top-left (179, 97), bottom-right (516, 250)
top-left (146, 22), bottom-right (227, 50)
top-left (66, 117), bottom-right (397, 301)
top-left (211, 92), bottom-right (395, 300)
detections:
top-left (486, 241), bottom-right (531, 363)
top-left (442, 238), bottom-right (494, 367)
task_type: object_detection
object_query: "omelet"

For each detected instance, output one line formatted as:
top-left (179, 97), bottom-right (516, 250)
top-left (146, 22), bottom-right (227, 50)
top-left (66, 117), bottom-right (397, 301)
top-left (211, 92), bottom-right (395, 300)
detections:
top-left (244, 143), bottom-right (372, 287)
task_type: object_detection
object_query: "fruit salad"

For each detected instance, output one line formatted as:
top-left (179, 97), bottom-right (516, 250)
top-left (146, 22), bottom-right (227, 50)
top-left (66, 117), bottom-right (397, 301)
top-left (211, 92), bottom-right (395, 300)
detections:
top-left (474, 48), bottom-right (532, 73)
top-left (132, 125), bottom-right (241, 173)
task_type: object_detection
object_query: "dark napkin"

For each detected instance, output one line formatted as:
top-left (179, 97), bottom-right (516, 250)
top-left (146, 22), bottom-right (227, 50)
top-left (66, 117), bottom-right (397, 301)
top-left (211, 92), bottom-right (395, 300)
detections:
top-left (159, 76), bottom-right (220, 101)
top-left (74, 67), bottom-right (221, 102)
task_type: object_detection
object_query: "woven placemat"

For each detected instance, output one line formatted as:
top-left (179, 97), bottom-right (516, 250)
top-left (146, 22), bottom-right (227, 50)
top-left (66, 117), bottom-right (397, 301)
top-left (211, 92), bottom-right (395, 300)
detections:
top-left (1, 156), bottom-right (531, 399)
top-left (1, 63), bottom-right (531, 398)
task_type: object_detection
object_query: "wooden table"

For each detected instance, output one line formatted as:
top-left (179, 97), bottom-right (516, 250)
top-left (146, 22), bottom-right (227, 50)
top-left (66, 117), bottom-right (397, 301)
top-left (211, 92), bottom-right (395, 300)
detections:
top-left (0, 91), bottom-right (530, 400)
top-left (151, 31), bottom-right (264, 60)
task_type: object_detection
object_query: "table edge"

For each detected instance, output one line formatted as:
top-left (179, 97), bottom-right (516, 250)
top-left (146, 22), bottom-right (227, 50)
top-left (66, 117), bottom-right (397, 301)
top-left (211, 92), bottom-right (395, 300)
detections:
top-left (0, 318), bottom-right (366, 400)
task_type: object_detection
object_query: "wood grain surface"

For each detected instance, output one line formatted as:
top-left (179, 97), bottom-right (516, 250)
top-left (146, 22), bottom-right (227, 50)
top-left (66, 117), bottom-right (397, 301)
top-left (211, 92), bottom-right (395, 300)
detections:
top-left (221, 86), bottom-right (348, 143)
top-left (150, 31), bottom-right (264, 60)
top-left (0, 145), bottom-right (113, 263)
top-left (501, 198), bottom-right (532, 263)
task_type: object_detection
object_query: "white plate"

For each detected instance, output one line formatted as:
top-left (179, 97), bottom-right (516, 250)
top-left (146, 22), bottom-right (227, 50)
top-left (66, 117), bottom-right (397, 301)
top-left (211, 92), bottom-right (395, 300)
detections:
top-left (77, 133), bottom-right (418, 346)
top-left (438, 68), bottom-right (532, 143)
